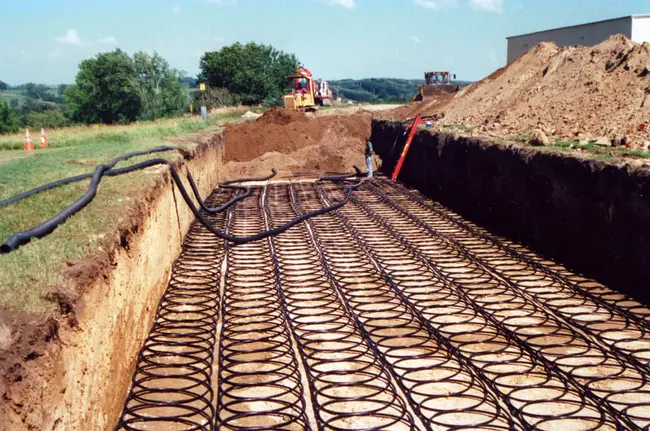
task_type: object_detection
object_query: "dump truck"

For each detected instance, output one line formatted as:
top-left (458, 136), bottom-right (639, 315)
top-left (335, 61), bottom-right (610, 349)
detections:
top-left (283, 67), bottom-right (333, 112)
top-left (413, 71), bottom-right (459, 101)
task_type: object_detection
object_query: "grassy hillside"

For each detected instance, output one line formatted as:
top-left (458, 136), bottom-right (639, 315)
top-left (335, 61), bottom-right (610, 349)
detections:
top-left (329, 78), bottom-right (472, 103)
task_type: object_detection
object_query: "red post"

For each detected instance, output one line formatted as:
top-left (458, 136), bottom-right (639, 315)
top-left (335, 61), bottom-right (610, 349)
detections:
top-left (391, 115), bottom-right (422, 181)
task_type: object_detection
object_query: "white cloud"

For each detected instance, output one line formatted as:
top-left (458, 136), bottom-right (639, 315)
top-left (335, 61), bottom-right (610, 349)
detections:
top-left (413, 0), bottom-right (457, 9)
top-left (469, 0), bottom-right (503, 13)
top-left (331, 0), bottom-right (355, 8)
top-left (409, 35), bottom-right (421, 44)
top-left (97, 36), bottom-right (117, 45)
top-left (56, 29), bottom-right (82, 45)
top-left (173, 3), bottom-right (181, 13)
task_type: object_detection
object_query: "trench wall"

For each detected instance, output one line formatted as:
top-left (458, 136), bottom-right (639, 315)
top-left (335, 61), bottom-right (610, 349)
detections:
top-left (371, 120), bottom-right (650, 305)
top-left (8, 137), bottom-right (224, 430)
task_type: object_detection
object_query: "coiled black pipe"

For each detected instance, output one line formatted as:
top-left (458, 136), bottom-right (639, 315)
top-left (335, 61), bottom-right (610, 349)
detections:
top-left (0, 146), bottom-right (178, 208)
top-left (1, 156), bottom-right (361, 252)
top-left (186, 169), bottom-right (277, 214)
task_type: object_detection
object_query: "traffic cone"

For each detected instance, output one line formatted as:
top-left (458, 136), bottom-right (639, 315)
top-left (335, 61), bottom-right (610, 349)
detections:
top-left (40, 128), bottom-right (48, 149)
top-left (24, 129), bottom-right (34, 151)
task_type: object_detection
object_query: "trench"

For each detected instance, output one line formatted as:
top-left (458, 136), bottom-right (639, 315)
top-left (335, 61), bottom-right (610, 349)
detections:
top-left (112, 143), bottom-right (650, 429)
top-left (23, 119), bottom-right (650, 430)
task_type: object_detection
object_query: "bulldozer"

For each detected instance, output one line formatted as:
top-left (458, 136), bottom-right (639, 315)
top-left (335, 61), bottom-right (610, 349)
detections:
top-left (283, 67), bottom-right (333, 112)
top-left (413, 71), bottom-right (459, 101)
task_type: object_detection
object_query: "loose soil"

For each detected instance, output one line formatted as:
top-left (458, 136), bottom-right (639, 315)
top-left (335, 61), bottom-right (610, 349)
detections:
top-left (387, 35), bottom-right (650, 148)
top-left (223, 108), bottom-right (373, 178)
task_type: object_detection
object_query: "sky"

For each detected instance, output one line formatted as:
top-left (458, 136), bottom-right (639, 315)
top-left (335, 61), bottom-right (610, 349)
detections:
top-left (0, 0), bottom-right (648, 85)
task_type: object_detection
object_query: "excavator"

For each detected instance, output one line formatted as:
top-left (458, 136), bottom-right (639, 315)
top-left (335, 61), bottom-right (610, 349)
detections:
top-left (283, 67), bottom-right (333, 112)
top-left (413, 71), bottom-right (459, 101)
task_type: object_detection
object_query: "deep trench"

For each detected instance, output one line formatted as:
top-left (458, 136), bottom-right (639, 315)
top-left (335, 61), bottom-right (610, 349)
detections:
top-left (115, 172), bottom-right (650, 430)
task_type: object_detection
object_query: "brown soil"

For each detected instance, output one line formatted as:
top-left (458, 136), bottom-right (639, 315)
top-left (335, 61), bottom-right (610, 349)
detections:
top-left (223, 108), bottom-right (373, 178)
top-left (387, 35), bottom-right (650, 148)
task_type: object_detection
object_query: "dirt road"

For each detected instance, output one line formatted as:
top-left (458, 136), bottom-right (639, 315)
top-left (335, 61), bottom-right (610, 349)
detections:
top-left (115, 177), bottom-right (650, 431)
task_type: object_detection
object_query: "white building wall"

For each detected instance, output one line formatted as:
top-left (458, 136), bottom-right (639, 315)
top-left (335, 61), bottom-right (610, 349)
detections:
top-left (507, 17), bottom-right (633, 63)
top-left (632, 16), bottom-right (650, 44)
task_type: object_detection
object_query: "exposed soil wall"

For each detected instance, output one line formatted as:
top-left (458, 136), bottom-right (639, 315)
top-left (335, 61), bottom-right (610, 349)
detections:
top-left (372, 120), bottom-right (650, 305)
top-left (3, 136), bottom-right (224, 430)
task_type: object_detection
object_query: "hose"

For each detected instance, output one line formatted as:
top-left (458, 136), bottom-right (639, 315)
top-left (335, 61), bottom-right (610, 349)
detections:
top-left (1, 157), bottom-right (362, 252)
top-left (186, 169), bottom-right (277, 214)
top-left (0, 146), bottom-right (178, 208)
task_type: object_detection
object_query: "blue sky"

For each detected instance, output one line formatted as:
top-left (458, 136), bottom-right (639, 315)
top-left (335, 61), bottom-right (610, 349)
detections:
top-left (0, 0), bottom-right (648, 85)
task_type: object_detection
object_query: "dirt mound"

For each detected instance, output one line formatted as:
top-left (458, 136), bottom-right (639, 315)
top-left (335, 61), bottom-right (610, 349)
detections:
top-left (397, 35), bottom-right (650, 147)
top-left (222, 109), bottom-right (374, 178)
top-left (224, 107), bottom-right (371, 169)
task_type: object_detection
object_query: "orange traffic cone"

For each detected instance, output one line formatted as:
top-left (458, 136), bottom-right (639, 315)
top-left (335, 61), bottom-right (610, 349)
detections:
top-left (24, 129), bottom-right (34, 151)
top-left (40, 128), bottom-right (48, 148)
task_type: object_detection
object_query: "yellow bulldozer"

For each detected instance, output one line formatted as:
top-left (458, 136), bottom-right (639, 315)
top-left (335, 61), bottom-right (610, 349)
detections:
top-left (283, 67), bottom-right (333, 112)
top-left (413, 71), bottom-right (459, 101)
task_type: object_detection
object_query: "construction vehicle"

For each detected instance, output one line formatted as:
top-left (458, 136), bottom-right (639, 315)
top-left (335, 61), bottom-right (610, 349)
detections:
top-left (413, 71), bottom-right (459, 101)
top-left (283, 67), bottom-right (333, 112)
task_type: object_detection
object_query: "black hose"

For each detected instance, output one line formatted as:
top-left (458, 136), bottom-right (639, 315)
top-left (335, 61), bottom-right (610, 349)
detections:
top-left (186, 169), bottom-right (277, 214)
top-left (0, 146), bottom-right (178, 208)
top-left (1, 159), bottom-right (361, 252)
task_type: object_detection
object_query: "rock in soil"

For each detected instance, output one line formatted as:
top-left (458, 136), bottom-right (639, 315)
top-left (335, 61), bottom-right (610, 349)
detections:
top-left (529, 129), bottom-right (550, 146)
top-left (595, 137), bottom-right (612, 147)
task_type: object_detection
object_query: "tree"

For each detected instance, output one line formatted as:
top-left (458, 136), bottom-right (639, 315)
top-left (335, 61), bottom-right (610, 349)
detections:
top-left (65, 49), bottom-right (141, 124)
top-left (199, 42), bottom-right (299, 105)
top-left (58, 84), bottom-right (70, 96)
top-left (0, 80), bottom-right (8, 91)
top-left (24, 83), bottom-right (50, 100)
top-left (0, 99), bottom-right (20, 134)
top-left (132, 51), bottom-right (189, 121)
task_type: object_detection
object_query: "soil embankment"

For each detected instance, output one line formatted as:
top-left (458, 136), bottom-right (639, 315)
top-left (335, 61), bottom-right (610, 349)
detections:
top-left (2, 134), bottom-right (224, 430)
top-left (390, 35), bottom-right (650, 148)
top-left (372, 120), bottom-right (650, 305)
top-left (223, 108), bottom-right (373, 177)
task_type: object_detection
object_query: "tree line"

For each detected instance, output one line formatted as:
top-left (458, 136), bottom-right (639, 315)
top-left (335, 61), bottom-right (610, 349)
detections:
top-left (0, 42), bottom-right (299, 134)
top-left (1, 41), bottom-right (473, 134)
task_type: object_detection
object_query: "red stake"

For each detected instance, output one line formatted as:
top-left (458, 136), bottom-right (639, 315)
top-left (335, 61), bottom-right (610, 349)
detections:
top-left (391, 115), bottom-right (422, 181)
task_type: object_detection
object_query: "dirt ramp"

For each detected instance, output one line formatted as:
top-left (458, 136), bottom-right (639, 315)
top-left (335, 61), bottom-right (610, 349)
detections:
top-left (224, 108), bottom-right (371, 163)
top-left (223, 108), bottom-right (372, 177)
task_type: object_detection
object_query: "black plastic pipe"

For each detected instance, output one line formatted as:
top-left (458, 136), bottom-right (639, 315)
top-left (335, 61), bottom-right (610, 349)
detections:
top-left (1, 158), bottom-right (361, 252)
top-left (186, 169), bottom-right (277, 214)
top-left (0, 146), bottom-right (178, 208)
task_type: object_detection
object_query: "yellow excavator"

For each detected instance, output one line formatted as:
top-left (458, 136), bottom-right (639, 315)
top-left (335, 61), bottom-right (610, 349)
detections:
top-left (283, 67), bottom-right (333, 112)
top-left (413, 71), bottom-right (459, 101)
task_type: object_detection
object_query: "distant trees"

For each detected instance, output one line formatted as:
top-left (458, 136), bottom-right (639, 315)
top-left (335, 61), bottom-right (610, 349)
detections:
top-left (199, 42), bottom-right (298, 105)
top-left (65, 49), bottom-right (189, 124)
top-left (0, 99), bottom-right (20, 134)
top-left (0, 80), bottom-right (8, 91)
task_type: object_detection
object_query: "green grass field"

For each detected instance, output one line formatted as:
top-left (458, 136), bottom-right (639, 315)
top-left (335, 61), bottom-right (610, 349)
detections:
top-left (0, 108), bottom-right (248, 313)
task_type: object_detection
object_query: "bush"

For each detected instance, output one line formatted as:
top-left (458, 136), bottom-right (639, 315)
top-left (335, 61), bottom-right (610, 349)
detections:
top-left (26, 110), bottom-right (68, 129)
top-left (0, 99), bottom-right (20, 134)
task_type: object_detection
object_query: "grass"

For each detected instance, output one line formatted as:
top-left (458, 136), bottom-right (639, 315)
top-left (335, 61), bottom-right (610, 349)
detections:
top-left (0, 107), bottom-right (248, 313)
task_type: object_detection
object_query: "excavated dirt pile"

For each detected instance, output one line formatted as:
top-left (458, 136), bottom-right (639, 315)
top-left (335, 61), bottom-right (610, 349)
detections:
top-left (396, 35), bottom-right (650, 147)
top-left (223, 108), bottom-right (373, 177)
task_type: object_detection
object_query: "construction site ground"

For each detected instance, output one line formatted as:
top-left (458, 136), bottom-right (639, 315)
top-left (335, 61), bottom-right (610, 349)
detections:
top-left (4, 35), bottom-right (650, 430)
